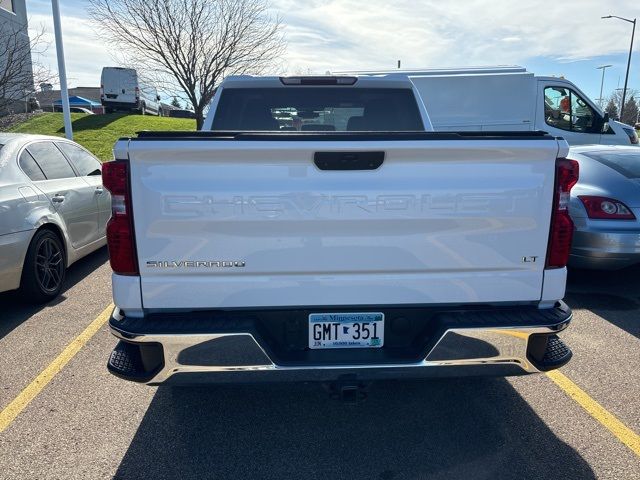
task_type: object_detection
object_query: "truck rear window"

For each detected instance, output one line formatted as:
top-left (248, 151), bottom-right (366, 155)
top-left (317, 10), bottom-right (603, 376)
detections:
top-left (583, 152), bottom-right (640, 178)
top-left (211, 88), bottom-right (424, 132)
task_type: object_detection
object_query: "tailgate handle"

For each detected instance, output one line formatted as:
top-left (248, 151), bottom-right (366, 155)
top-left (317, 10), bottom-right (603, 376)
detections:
top-left (314, 151), bottom-right (384, 171)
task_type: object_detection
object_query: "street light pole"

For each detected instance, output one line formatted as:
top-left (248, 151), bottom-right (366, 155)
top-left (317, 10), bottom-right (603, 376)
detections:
top-left (51, 0), bottom-right (73, 140)
top-left (602, 15), bottom-right (636, 121)
top-left (596, 64), bottom-right (613, 108)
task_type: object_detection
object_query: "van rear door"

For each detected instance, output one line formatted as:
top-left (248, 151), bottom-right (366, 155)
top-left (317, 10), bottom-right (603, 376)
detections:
top-left (102, 68), bottom-right (138, 105)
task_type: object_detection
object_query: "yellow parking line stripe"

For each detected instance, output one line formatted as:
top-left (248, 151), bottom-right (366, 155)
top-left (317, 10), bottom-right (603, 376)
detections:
top-left (546, 369), bottom-right (640, 457)
top-left (0, 303), bottom-right (114, 433)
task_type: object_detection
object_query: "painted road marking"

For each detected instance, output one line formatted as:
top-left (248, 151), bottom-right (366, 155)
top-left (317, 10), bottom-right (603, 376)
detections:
top-left (492, 329), bottom-right (640, 455)
top-left (0, 303), bottom-right (114, 433)
top-left (547, 369), bottom-right (640, 457)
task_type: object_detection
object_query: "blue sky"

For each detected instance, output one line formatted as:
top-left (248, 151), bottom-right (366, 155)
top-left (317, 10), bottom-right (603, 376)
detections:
top-left (26, 0), bottom-right (639, 105)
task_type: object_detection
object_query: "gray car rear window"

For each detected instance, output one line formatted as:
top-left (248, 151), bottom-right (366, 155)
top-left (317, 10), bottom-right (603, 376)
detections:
top-left (27, 142), bottom-right (76, 180)
top-left (19, 150), bottom-right (47, 181)
top-left (57, 142), bottom-right (102, 176)
top-left (583, 152), bottom-right (640, 179)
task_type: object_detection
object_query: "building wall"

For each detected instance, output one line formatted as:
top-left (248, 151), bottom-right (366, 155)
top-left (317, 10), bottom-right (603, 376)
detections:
top-left (0, 0), bottom-right (34, 114)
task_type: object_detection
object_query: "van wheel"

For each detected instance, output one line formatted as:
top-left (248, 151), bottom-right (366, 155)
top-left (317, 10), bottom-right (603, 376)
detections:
top-left (20, 230), bottom-right (66, 304)
top-left (105, 107), bottom-right (113, 114)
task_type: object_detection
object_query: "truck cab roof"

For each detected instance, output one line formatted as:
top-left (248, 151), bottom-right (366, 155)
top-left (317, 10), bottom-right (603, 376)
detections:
top-left (219, 75), bottom-right (418, 89)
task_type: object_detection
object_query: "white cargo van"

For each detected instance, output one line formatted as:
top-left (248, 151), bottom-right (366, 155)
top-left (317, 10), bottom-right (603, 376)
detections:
top-left (339, 67), bottom-right (638, 146)
top-left (100, 67), bottom-right (161, 116)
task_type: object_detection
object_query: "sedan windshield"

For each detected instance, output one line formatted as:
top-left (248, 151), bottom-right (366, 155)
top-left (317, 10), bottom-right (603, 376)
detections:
top-left (583, 152), bottom-right (640, 179)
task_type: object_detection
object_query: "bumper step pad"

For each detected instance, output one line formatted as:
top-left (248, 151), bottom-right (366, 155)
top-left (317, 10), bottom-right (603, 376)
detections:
top-left (532, 334), bottom-right (572, 371)
top-left (107, 341), bottom-right (164, 382)
top-left (108, 342), bottom-right (145, 378)
top-left (542, 335), bottom-right (572, 366)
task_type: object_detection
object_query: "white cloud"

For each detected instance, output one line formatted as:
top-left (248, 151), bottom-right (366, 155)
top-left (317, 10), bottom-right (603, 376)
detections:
top-left (26, 0), bottom-right (638, 88)
top-left (28, 12), bottom-right (112, 88)
top-left (272, 0), bottom-right (638, 73)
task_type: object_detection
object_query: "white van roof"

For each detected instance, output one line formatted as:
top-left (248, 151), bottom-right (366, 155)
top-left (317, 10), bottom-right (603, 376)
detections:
top-left (333, 66), bottom-right (529, 76)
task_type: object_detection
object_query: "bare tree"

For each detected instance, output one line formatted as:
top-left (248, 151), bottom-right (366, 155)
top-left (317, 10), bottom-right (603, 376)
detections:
top-left (0, 22), bottom-right (52, 114)
top-left (88, 0), bottom-right (285, 128)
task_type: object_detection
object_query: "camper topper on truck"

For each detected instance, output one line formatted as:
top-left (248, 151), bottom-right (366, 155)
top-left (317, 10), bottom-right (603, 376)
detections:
top-left (100, 67), bottom-right (161, 116)
top-left (339, 66), bottom-right (639, 146)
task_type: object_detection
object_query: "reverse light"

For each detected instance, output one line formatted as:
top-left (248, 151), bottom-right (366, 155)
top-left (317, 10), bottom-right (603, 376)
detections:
top-left (546, 158), bottom-right (579, 268)
top-left (578, 196), bottom-right (636, 220)
top-left (102, 160), bottom-right (139, 275)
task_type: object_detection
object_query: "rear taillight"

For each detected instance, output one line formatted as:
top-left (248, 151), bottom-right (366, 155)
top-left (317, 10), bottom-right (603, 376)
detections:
top-left (578, 196), bottom-right (636, 220)
top-left (102, 160), bottom-right (138, 275)
top-left (546, 158), bottom-right (579, 268)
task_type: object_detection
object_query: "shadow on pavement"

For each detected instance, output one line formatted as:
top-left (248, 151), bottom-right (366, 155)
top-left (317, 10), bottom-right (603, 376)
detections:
top-left (114, 378), bottom-right (595, 480)
top-left (0, 246), bottom-right (109, 340)
top-left (566, 265), bottom-right (640, 340)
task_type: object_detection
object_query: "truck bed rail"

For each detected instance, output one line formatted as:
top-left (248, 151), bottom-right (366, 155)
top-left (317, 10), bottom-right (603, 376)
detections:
top-left (130, 130), bottom-right (558, 141)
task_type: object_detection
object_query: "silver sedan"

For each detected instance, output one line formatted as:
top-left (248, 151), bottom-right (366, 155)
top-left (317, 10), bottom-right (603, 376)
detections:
top-left (568, 145), bottom-right (640, 270)
top-left (0, 133), bottom-right (110, 302)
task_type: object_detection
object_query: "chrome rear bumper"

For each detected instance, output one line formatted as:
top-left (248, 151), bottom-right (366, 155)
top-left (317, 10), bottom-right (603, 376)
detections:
top-left (108, 302), bottom-right (572, 385)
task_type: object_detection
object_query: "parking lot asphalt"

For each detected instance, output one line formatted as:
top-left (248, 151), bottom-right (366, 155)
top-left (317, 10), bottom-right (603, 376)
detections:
top-left (0, 248), bottom-right (639, 480)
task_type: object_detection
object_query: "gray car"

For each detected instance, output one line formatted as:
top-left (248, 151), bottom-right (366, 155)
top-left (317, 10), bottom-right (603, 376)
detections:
top-left (0, 134), bottom-right (110, 302)
top-left (568, 145), bottom-right (640, 270)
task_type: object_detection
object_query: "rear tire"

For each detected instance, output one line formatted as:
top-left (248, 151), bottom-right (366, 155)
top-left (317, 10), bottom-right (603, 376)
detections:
top-left (19, 230), bottom-right (66, 304)
top-left (105, 107), bottom-right (113, 114)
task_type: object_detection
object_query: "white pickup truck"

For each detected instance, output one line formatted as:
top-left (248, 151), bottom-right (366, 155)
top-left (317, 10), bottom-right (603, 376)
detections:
top-left (104, 75), bottom-right (577, 387)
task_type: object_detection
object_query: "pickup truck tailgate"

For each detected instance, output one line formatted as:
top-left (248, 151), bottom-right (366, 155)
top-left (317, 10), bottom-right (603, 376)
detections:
top-left (126, 136), bottom-right (560, 309)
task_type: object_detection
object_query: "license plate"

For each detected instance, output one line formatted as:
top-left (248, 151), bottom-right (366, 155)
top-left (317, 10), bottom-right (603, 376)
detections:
top-left (309, 312), bottom-right (384, 349)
